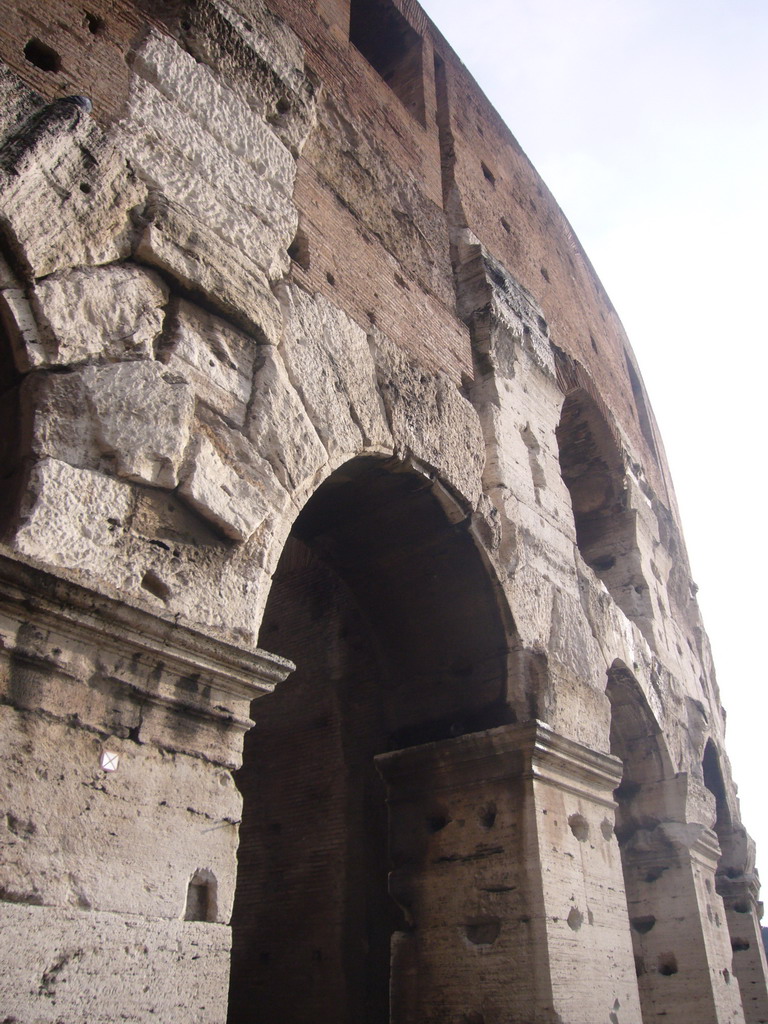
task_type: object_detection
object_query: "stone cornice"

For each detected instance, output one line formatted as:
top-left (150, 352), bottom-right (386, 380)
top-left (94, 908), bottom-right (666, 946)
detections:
top-left (0, 548), bottom-right (293, 702)
top-left (376, 720), bottom-right (622, 806)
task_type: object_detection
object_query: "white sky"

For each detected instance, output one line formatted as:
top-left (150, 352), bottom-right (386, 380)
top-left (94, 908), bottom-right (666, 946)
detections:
top-left (419, 0), bottom-right (768, 892)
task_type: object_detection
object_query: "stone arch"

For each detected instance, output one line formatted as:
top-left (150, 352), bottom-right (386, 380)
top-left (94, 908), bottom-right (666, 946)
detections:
top-left (228, 454), bottom-right (514, 1024)
top-left (608, 664), bottom-right (744, 1022)
top-left (556, 389), bottom-right (652, 626)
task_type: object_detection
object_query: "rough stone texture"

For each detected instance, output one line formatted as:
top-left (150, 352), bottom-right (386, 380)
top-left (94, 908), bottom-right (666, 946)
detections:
top-left (278, 283), bottom-right (393, 461)
top-left (14, 458), bottom-right (136, 574)
top-left (0, 904), bottom-right (231, 1024)
top-left (246, 344), bottom-right (328, 491)
top-left (134, 188), bottom-right (284, 344)
top-left (375, 333), bottom-right (485, 507)
top-left (179, 430), bottom-right (282, 542)
top-left (83, 361), bottom-right (195, 488)
top-left (0, 0), bottom-right (764, 1022)
top-left (0, 101), bottom-right (145, 279)
top-left (32, 264), bottom-right (169, 365)
top-left (162, 299), bottom-right (259, 428)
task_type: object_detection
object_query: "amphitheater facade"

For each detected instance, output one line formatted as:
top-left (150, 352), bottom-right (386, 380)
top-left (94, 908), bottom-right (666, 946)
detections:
top-left (0, 1), bottom-right (766, 1021)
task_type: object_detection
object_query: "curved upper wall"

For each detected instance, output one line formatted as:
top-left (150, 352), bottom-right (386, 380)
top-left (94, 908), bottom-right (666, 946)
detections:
top-left (0, 0), bottom-right (672, 513)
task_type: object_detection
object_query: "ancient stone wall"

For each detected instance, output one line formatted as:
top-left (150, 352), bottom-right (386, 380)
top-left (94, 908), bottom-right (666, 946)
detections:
top-left (0, 1), bottom-right (765, 1022)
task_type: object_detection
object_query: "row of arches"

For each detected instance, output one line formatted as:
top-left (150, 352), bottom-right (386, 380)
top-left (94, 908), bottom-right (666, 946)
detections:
top-left (226, 450), bottom-right (742, 1023)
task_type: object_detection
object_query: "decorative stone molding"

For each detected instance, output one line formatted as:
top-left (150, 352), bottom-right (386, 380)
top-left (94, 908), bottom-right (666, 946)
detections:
top-left (0, 548), bottom-right (292, 765)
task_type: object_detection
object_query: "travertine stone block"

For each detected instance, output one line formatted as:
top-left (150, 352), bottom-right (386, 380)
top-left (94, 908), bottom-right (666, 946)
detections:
top-left (0, 101), bottom-right (145, 278)
top-left (32, 263), bottom-right (168, 365)
top-left (0, 705), bottom-right (241, 920)
top-left (179, 431), bottom-right (285, 542)
top-left (279, 284), bottom-right (393, 460)
top-left (131, 30), bottom-right (296, 189)
top-left (126, 79), bottom-right (295, 274)
top-left (14, 458), bottom-right (135, 574)
top-left (135, 190), bottom-right (283, 344)
top-left (0, 903), bottom-right (231, 1024)
top-left (246, 345), bottom-right (327, 490)
top-left (375, 334), bottom-right (485, 508)
top-left (23, 370), bottom-right (102, 469)
top-left (162, 299), bottom-right (258, 427)
top-left (83, 361), bottom-right (195, 488)
top-left (0, 254), bottom-right (47, 369)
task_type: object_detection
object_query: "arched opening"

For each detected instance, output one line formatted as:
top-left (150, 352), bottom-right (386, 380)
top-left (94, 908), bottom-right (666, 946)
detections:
top-left (556, 389), bottom-right (651, 626)
top-left (228, 455), bottom-right (511, 1024)
top-left (607, 662), bottom-right (679, 1021)
top-left (703, 738), bottom-right (732, 833)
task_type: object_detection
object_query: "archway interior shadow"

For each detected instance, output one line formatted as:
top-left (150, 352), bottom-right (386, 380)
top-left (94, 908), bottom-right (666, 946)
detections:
top-left (228, 456), bottom-right (510, 1024)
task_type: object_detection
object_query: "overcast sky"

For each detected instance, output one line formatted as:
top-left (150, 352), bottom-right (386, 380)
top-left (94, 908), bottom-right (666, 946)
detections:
top-left (418, 0), bottom-right (768, 889)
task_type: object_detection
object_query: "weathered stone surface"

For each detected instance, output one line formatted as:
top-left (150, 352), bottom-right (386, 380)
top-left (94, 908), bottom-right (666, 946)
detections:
top-left (0, 902), bottom-right (230, 1024)
top-left (246, 345), bottom-right (327, 490)
top-left (131, 29), bottom-right (296, 191)
top-left (14, 458), bottom-right (135, 575)
top-left (0, 277), bottom-right (47, 370)
top-left (82, 361), bottom-right (195, 488)
top-left (0, 101), bottom-right (145, 278)
top-left (375, 333), bottom-right (485, 508)
top-left (179, 429), bottom-right (286, 542)
top-left (279, 284), bottom-right (393, 460)
top-left (162, 299), bottom-right (258, 427)
top-left (32, 263), bottom-right (168, 365)
top-left (176, 0), bottom-right (317, 156)
top-left (23, 370), bottom-right (102, 469)
top-left (135, 190), bottom-right (283, 344)
top-left (126, 78), bottom-right (295, 276)
top-left (0, 1), bottom-right (763, 1022)
top-left (0, 705), bottom-right (241, 920)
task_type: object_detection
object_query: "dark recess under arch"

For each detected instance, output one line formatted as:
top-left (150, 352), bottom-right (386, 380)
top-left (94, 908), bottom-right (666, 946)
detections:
top-left (228, 455), bottom-right (511, 1024)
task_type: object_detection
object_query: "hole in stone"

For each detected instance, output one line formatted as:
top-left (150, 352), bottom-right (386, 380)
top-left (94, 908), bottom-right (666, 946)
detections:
top-left (657, 955), bottom-right (678, 976)
top-left (24, 38), bottom-right (62, 72)
top-left (536, 315), bottom-right (547, 334)
top-left (326, 271), bottom-right (336, 286)
top-left (79, 182), bottom-right (92, 194)
top-left (567, 906), bottom-right (583, 931)
top-left (426, 813), bottom-right (449, 833)
top-left (394, 272), bottom-right (407, 289)
top-left (631, 915), bottom-right (656, 934)
top-left (591, 554), bottom-right (616, 573)
top-left (600, 818), bottom-right (614, 840)
top-left (723, 968), bottom-right (731, 983)
top-left (590, 334), bottom-right (599, 353)
top-left (732, 938), bottom-right (751, 952)
top-left (500, 217), bottom-right (511, 233)
top-left (185, 870), bottom-right (217, 922)
top-left (568, 813), bottom-right (589, 842)
top-left (479, 803), bottom-right (496, 829)
top-left (733, 900), bottom-right (751, 914)
top-left (540, 267), bottom-right (550, 283)
top-left (464, 917), bottom-right (500, 945)
top-left (644, 866), bottom-right (668, 883)
top-left (141, 571), bottom-right (170, 602)
top-left (481, 162), bottom-right (496, 186)
top-left (288, 228), bottom-right (310, 271)
top-left (84, 12), bottom-right (104, 34)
